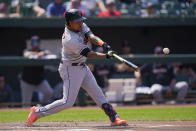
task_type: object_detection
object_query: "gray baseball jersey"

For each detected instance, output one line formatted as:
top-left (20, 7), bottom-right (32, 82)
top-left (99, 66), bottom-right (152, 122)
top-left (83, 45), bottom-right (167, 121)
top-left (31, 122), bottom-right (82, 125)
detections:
top-left (61, 23), bottom-right (90, 63)
top-left (35, 23), bottom-right (108, 118)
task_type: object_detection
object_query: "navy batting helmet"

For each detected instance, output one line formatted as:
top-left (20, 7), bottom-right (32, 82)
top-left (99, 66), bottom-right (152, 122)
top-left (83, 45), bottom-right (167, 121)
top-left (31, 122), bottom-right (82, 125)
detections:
top-left (65, 9), bottom-right (86, 25)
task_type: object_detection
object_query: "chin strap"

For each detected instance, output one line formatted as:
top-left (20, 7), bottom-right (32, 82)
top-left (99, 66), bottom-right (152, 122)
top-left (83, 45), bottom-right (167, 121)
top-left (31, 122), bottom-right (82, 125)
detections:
top-left (102, 103), bottom-right (119, 122)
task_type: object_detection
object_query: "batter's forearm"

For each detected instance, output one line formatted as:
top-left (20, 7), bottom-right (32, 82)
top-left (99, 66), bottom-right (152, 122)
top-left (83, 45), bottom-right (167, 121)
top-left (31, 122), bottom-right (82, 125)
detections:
top-left (87, 51), bottom-right (106, 59)
top-left (88, 34), bottom-right (104, 46)
top-left (88, 34), bottom-right (111, 51)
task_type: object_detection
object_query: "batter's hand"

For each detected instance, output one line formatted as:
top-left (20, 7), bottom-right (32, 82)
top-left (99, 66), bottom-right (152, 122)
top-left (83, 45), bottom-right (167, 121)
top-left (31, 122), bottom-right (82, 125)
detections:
top-left (102, 42), bottom-right (111, 51)
top-left (106, 50), bottom-right (116, 59)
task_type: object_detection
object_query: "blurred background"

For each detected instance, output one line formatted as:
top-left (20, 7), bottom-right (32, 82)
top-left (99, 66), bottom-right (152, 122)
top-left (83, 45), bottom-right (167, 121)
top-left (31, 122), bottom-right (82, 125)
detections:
top-left (0, 0), bottom-right (196, 108)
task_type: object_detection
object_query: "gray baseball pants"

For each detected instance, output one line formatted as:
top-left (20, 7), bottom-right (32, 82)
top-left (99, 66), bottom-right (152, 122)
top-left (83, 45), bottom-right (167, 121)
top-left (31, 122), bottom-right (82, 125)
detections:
top-left (35, 62), bottom-right (108, 118)
top-left (151, 81), bottom-right (188, 102)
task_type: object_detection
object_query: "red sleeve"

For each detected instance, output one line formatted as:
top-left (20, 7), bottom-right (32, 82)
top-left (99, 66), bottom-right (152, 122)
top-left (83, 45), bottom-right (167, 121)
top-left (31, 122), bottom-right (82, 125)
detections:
top-left (99, 12), bottom-right (106, 18)
top-left (115, 11), bottom-right (121, 17)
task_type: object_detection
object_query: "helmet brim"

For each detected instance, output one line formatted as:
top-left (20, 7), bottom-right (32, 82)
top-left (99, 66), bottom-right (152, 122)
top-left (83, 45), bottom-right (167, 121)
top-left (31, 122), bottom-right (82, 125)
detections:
top-left (72, 17), bottom-right (87, 22)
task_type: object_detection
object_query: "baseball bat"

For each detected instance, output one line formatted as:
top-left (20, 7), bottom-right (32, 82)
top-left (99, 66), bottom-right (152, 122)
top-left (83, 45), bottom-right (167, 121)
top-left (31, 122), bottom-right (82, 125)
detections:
top-left (112, 53), bottom-right (140, 72)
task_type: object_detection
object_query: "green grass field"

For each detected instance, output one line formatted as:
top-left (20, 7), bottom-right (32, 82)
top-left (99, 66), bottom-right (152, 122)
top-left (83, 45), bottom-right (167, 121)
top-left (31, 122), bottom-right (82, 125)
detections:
top-left (0, 107), bottom-right (196, 122)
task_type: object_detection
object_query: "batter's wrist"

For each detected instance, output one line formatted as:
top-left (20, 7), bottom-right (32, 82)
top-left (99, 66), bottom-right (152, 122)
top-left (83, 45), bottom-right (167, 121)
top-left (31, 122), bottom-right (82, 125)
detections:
top-left (102, 42), bottom-right (111, 51)
top-left (98, 40), bottom-right (104, 46)
top-left (106, 53), bottom-right (112, 59)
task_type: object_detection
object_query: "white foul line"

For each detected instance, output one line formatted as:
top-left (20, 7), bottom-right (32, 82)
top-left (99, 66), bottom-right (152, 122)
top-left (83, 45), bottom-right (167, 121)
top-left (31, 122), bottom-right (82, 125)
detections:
top-left (146, 124), bottom-right (174, 128)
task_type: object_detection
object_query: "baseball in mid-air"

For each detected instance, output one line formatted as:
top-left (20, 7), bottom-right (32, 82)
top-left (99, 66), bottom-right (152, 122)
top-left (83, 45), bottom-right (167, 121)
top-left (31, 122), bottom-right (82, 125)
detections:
top-left (163, 47), bottom-right (170, 54)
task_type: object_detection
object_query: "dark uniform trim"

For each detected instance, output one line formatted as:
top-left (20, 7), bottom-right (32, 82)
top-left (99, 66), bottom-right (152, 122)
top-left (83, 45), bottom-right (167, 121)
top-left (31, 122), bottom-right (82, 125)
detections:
top-left (84, 31), bottom-right (93, 39)
top-left (80, 47), bottom-right (91, 57)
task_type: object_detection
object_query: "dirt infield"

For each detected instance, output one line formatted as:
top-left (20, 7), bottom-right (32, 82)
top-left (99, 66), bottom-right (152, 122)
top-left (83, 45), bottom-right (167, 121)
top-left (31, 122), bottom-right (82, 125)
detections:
top-left (0, 121), bottom-right (196, 131)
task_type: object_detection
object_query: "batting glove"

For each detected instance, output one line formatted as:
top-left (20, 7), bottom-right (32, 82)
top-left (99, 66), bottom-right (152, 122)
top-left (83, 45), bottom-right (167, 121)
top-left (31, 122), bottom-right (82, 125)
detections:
top-left (102, 42), bottom-right (111, 51)
top-left (106, 50), bottom-right (116, 59)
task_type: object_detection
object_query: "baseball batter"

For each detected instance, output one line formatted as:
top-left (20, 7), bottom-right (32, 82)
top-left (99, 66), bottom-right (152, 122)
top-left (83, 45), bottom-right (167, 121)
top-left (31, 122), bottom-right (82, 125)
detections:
top-left (27, 9), bottom-right (127, 127)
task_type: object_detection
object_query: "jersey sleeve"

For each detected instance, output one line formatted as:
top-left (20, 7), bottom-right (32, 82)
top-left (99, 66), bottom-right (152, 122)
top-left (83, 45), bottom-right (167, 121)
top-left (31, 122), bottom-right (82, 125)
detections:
top-left (69, 39), bottom-right (89, 55)
top-left (46, 3), bottom-right (53, 17)
top-left (82, 23), bottom-right (91, 35)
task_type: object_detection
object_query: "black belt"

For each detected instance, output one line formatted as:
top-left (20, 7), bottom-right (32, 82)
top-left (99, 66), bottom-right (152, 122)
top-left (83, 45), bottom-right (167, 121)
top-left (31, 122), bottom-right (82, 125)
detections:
top-left (61, 60), bottom-right (85, 66)
top-left (72, 63), bottom-right (85, 66)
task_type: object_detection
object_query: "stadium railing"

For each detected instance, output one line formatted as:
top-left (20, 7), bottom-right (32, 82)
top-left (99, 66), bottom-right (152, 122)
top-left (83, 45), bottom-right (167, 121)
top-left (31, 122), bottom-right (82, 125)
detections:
top-left (0, 54), bottom-right (196, 66)
top-left (0, 54), bottom-right (196, 107)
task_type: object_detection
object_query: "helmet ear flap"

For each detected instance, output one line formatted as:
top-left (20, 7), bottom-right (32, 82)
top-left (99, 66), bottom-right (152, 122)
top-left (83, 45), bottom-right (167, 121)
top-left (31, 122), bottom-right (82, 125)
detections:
top-left (64, 11), bottom-right (70, 26)
top-left (66, 19), bottom-right (70, 26)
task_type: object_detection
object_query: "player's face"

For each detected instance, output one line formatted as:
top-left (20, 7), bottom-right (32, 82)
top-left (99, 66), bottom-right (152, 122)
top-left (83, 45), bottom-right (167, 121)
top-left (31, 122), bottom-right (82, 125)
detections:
top-left (69, 21), bottom-right (83, 32)
top-left (31, 44), bottom-right (40, 51)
